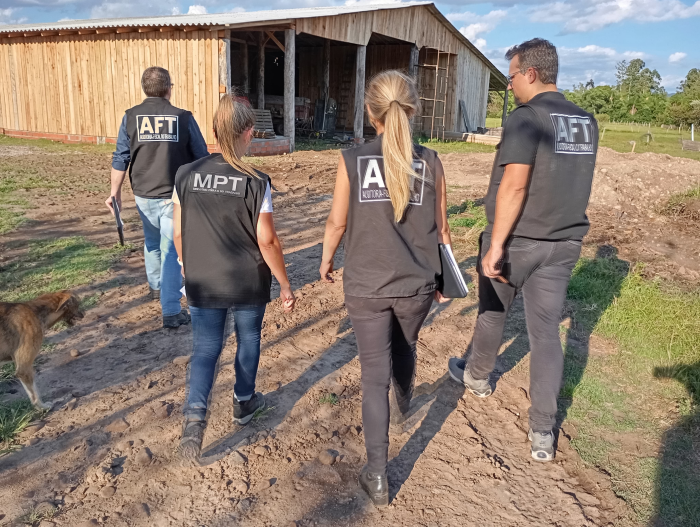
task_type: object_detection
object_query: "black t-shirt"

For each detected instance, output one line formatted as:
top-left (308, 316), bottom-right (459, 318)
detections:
top-left (342, 136), bottom-right (441, 298)
top-left (484, 91), bottom-right (598, 241)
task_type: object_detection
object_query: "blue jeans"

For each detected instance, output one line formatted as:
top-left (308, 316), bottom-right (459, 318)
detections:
top-left (184, 304), bottom-right (267, 422)
top-left (134, 196), bottom-right (183, 317)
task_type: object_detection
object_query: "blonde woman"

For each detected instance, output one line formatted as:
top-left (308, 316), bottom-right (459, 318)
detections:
top-left (173, 94), bottom-right (295, 460)
top-left (320, 70), bottom-right (452, 506)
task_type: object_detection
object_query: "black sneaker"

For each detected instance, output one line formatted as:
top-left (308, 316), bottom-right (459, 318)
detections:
top-left (178, 420), bottom-right (206, 461)
top-left (163, 309), bottom-right (191, 328)
top-left (389, 377), bottom-right (414, 426)
top-left (358, 465), bottom-right (389, 508)
top-left (233, 392), bottom-right (265, 425)
top-left (148, 288), bottom-right (160, 302)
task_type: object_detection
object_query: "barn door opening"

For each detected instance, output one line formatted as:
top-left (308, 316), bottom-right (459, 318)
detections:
top-left (416, 48), bottom-right (452, 140)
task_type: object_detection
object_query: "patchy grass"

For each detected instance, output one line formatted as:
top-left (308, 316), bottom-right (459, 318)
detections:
top-left (598, 123), bottom-right (700, 162)
top-left (16, 503), bottom-right (57, 525)
top-left (446, 200), bottom-right (488, 253)
top-left (418, 138), bottom-right (496, 154)
top-left (561, 256), bottom-right (700, 525)
top-left (660, 186), bottom-right (700, 221)
top-left (0, 400), bottom-right (45, 454)
top-left (0, 363), bottom-right (16, 381)
top-left (0, 236), bottom-right (130, 303)
top-left (319, 393), bottom-right (340, 406)
top-left (251, 405), bottom-right (275, 423)
top-left (0, 134), bottom-right (114, 154)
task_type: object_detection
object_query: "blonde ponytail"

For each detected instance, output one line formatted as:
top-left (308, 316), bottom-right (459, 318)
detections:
top-left (213, 93), bottom-right (259, 178)
top-left (365, 70), bottom-right (420, 222)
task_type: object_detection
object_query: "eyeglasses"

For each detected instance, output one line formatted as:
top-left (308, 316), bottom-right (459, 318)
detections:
top-left (507, 71), bottom-right (524, 85)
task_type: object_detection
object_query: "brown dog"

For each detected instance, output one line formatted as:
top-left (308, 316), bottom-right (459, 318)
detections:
top-left (0, 290), bottom-right (84, 409)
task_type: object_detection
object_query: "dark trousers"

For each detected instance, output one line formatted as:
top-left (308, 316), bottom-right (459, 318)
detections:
top-left (345, 293), bottom-right (433, 474)
top-left (468, 233), bottom-right (581, 432)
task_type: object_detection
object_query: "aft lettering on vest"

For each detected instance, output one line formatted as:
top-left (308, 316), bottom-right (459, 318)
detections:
top-left (357, 155), bottom-right (426, 205)
top-left (550, 113), bottom-right (594, 154)
top-left (190, 172), bottom-right (248, 197)
top-left (137, 115), bottom-right (179, 142)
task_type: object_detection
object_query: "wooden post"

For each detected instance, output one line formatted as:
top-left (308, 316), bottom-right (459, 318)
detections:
top-left (501, 89), bottom-right (509, 127)
top-left (321, 39), bottom-right (331, 131)
top-left (257, 32), bottom-right (265, 109)
top-left (218, 30), bottom-right (231, 96)
top-left (284, 28), bottom-right (295, 152)
top-left (408, 44), bottom-right (419, 79)
top-left (242, 41), bottom-right (249, 94)
top-left (354, 44), bottom-right (367, 143)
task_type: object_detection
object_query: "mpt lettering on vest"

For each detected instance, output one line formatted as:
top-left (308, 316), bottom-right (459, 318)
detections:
top-left (137, 115), bottom-right (179, 142)
top-left (190, 172), bottom-right (248, 198)
top-left (550, 113), bottom-right (594, 155)
top-left (357, 155), bottom-right (426, 205)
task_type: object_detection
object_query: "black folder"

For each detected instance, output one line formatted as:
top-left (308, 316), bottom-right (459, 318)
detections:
top-left (438, 243), bottom-right (469, 298)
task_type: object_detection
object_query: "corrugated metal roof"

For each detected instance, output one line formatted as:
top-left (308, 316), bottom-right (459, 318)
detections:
top-left (0, 3), bottom-right (428, 33)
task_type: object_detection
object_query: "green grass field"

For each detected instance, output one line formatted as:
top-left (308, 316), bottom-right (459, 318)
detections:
top-left (598, 122), bottom-right (700, 161)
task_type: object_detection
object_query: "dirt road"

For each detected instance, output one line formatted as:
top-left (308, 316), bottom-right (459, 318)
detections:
top-left (1, 145), bottom-right (698, 526)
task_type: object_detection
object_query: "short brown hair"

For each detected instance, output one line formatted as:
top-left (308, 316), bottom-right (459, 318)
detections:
top-left (505, 38), bottom-right (558, 85)
top-left (141, 67), bottom-right (171, 98)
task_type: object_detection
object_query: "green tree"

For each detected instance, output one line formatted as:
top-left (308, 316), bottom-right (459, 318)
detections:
top-left (669, 69), bottom-right (700, 126)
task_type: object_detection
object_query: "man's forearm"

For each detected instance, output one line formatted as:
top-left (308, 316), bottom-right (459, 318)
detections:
top-left (110, 168), bottom-right (127, 196)
top-left (491, 186), bottom-right (527, 248)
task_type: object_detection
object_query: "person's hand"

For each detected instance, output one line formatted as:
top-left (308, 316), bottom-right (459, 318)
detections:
top-left (481, 244), bottom-right (505, 279)
top-left (281, 284), bottom-right (296, 313)
top-left (105, 193), bottom-right (121, 216)
top-left (320, 259), bottom-right (334, 283)
top-left (434, 290), bottom-right (450, 303)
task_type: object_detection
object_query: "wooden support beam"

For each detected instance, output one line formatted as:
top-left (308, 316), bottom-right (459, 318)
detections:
top-left (96, 28), bottom-right (115, 34)
top-left (284, 28), bottom-right (295, 152)
top-left (408, 44), bottom-right (419, 79)
top-left (58, 30), bottom-right (78, 36)
top-left (242, 41), bottom-right (249, 94)
top-left (354, 44), bottom-right (367, 142)
top-left (183, 26), bottom-right (204, 32)
top-left (266, 31), bottom-right (285, 53)
top-left (159, 27), bottom-right (175, 33)
top-left (321, 39), bottom-right (330, 131)
top-left (40, 31), bottom-right (59, 37)
top-left (115, 27), bottom-right (133, 34)
top-left (138, 27), bottom-right (156, 33)
top-left (23, 32), bottom-right (40, 37)
top-left (78, 29), bottom-right (96, 35)
top-left (257, 32), bottom-right (265, 110)
top-left (501, 89), bottom-right (509, 127)
top-left (219, 29), bottom-right (231, 96)
top-left (7, 33), bottom-right (23, 38)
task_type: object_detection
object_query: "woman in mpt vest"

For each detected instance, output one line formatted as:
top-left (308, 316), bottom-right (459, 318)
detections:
top-left (173, 94), bottom-right (295, 460)
top-left (320, 70), bottom-right (452, 506)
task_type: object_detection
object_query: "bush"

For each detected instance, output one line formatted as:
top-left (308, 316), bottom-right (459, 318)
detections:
top-left (595, 113), bottom-right (610, 123)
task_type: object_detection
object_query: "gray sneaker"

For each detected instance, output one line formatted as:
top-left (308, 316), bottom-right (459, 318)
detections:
top-left (163, 309), bottom-right (191, 328)
top-left (528, 429), bottom-right (555, 462)
top-left (448, 358), bottom-right (492, 397)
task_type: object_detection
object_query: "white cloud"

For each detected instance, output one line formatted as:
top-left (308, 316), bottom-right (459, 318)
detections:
top-left (669, 51), bottom-right (687, 62)
top-left (446, 9), bottom-right (508, 50)
top-left (555, 45), bottom-right (654, 87)
top-left (187, 5), bottom-right (208, 14)
top-left (529, 0), bottom-right (700, 33)
top-left (0, 7), bottom-right (28, 25)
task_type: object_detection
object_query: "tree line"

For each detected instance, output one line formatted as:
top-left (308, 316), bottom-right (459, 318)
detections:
top-left (487, 60), bottom-right (700, 127)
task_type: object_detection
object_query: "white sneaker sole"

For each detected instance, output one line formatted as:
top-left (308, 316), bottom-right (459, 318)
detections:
top-left (448, 366), bottom-right (492, 398)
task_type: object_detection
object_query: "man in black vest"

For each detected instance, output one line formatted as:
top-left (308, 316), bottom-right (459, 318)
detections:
top-left (448, 39), bottom-right (598, 462)
top-left (106, 66), bottom-right (209, 327)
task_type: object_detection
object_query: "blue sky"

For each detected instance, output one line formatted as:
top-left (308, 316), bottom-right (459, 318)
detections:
top-left (0, 0), bottom-right (696, 92)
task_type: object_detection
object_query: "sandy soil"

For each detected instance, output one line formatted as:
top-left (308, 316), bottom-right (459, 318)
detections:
top-left (0, 145), bottom-right (699, 527)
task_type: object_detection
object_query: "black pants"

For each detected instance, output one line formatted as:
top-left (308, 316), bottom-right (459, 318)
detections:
top-left (469, 233), bottom-right (581, 432)
top-left (345, 293), bottom-right (433, 474)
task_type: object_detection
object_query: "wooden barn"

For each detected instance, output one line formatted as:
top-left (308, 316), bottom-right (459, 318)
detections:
top-left (0, 3), bottom-right (507, 155)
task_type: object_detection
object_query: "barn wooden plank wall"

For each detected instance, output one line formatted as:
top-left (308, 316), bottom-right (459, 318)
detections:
top-left (0, 30), bottom-right (220, 143)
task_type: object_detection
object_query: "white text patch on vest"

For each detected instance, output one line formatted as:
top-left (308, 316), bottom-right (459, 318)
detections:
top-left (137, 115), bottom-right (179, 142)
top-left (357, 156), bottom-right (426, 205)
top-left (549, 113), bottom-right (594, 155)
top-left (190, 172), bottom-right (249, 198)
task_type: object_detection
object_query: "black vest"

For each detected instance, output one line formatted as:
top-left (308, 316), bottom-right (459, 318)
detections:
top-left (485, 92), bottom-right (598, 240)
top-left (342, 137), bottom-right (440, 298)
top-left (175, 154), bottom-right (272, 308)
top-left (126, 98), bottom-right (194, 199)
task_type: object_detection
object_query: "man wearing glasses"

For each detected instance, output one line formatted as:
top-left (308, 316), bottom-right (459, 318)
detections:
top-left (106, 67), bottom-right (209, 328)
top-left (448, 39), bottom-right (598, 462)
